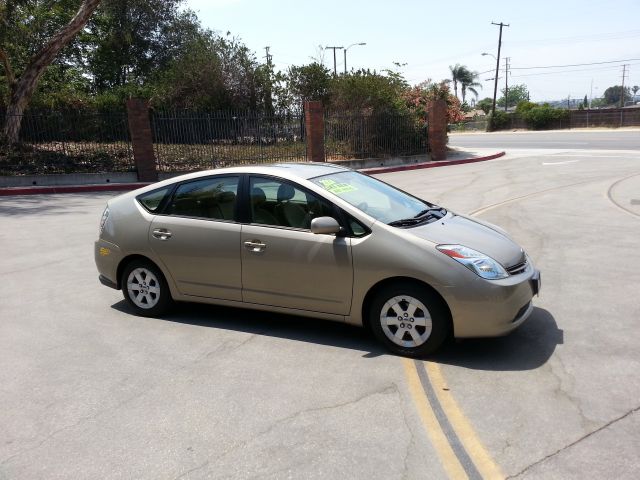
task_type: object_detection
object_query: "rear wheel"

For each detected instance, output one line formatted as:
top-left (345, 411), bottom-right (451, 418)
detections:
top-left (369, 282), bottom-right (450, 357)
top-left (121, 259), bottom-right (172, 317)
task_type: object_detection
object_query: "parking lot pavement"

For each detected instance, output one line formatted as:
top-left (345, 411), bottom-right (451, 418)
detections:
top-left (1, 148), bottom-right (639, 479)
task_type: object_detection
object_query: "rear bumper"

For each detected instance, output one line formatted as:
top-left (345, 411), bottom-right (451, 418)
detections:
top-left (95, 239), bottom-right (122, 289)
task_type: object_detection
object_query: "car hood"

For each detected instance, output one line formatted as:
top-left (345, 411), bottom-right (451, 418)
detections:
top-left (407, 213), bottom-right (524, 267)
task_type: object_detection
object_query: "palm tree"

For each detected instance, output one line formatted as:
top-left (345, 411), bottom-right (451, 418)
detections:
top-left (449, 64), bottom-right (464, 99)
top-left (460, 69), bottom-right (482, 104)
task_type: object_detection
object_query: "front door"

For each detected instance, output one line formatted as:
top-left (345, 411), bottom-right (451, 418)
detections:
top-left (241, 176), bottom-right (353, 315)
top-left (149, 175), bottom-right (242, 301)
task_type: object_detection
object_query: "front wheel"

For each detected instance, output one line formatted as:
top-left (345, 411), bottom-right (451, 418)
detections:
top-left (121, 259), bottom-right (172, 317)
top-left (369, 283), bottom-right (450, 357)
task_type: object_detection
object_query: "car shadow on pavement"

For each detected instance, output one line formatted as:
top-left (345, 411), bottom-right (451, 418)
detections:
top-left (111, 300), bottom-right (387, 357)
top-left (433, 307), bottom-right (563, 371)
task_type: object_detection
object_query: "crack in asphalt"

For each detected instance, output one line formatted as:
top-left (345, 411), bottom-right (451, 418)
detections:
top-left (173, 460), bottom-right (210, 480)
top-left (169, 384), bottom-right (399, 479)
top-left (0, 334), bottom-right (258, 467)
top-left (506, 405), bottom-right (640, 479)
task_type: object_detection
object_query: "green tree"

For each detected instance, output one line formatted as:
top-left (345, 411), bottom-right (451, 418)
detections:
top-left (476, 97), bottom-right (493, 114)
top-left (1, 0), bottom-right (102, 143)
top-left (328, 69), bottom-right (408, 114)
top-left (633, 86), bottom-right (639, 98)
top-left (497, 84), bottom-right (529, 109)
top-left (602, 85), bottom-right (631, 106)
top-left (283, 63), bottom-right (331, 106)
top-left (86, 0), bottom-right (199, 91)
top-left (583, 94), bottom-right (588, 108)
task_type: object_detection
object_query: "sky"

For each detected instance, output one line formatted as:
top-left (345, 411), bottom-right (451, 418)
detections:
top-left (185, 0), bottom-right (640, 102)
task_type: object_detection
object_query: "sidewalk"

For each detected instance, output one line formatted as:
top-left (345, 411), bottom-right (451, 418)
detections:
top-left (360, 148), bottom-right (505, 174)
top-left (0, 148), bottom-right (506, 196)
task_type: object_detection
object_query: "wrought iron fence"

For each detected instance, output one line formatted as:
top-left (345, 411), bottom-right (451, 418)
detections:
top-left (0, 110), bottom-right (134, 176)
top-left (151, 110), bottom-right (307, 172)
top-left (324, 112), bottom-right (428, 161)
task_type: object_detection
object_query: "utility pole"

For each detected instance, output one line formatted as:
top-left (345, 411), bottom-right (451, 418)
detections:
top-left (264, 46), bottom-right (272, 68)
top-left (263, 46), bottom-right (273, 115)
top-left (325, 46), bottom-right (343, 75)
top-left (620, 64), bottom-right (629, 108)
top-left (504, 57), bottom-right (510, 112)
top-left (491, 22), bottom-right (509, 116)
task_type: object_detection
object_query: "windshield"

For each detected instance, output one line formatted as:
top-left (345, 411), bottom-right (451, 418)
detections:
top-left (311, 171), bottom-right (444, 226)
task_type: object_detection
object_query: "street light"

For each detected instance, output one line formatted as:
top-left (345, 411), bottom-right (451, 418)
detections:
top-left (481, 52), bottom-right (496, 60)
top-left (344, 42), bottom-right (366, 73)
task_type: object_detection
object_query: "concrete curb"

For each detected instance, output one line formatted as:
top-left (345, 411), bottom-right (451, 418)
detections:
top-left (361, 151), bottom-right (506, 174)
top-left (0, 151), bottom-right (506, 196)
top-left (0, 182), bottom-right (151, 197)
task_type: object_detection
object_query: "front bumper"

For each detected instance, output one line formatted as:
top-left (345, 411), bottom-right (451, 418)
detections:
top-left (444, 267), bottom-right (541, 338)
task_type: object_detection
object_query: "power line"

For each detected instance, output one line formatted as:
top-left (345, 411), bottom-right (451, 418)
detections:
top-left (510, 62), bottom-right (640, 78)
top-left (509, 58), bottom-right (640, 70)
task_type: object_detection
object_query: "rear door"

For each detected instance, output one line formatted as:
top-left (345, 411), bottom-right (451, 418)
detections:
top-left (149, 175), bottom-right (242, 301)
top-left (240, 175), bottom-right (353, 315)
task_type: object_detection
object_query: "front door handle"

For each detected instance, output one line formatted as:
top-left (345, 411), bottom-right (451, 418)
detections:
top-left (152, 228), bottom-right (172, 240)
top-left (244, 240), bottom-right (266, 253)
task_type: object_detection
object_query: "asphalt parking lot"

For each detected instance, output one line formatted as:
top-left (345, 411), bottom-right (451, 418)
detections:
top-left (1, 147), bottom-right (639, 479)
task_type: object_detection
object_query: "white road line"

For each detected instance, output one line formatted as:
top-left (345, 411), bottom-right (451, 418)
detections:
top-left (542, 160), bottom-right (580, 165)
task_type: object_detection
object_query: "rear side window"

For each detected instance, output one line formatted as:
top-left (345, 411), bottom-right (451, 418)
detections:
top-left (166, 176), bottom-right (239, 221)
top-left (137, 187), bottom-right (170, 212)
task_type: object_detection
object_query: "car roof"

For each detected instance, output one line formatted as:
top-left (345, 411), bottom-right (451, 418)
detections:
top-left (163, 162), bottom-right (351, 184)
top-left (119, 162), bottom-right (354, 201)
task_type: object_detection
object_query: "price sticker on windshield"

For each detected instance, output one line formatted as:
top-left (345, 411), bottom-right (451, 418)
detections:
top-left (318, 179), bottom-right (357, 195)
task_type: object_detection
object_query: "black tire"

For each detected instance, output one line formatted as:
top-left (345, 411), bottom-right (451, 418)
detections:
top-left (121, 259), bottom-right (172, 317)
top-left (369, 282), bottom-right (450, 358)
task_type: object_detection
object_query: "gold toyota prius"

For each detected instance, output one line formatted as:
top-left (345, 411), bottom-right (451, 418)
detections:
top-left (95, 163), bottom-right (540, 357)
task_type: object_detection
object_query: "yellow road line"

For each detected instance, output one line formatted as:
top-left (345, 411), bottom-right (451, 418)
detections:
top-left (402, 358), bottom-right (469, 480)
top-left (425, 361), bottom-right (505, 480)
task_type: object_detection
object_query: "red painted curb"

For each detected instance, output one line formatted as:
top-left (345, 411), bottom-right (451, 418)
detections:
top-left (361, 151), bottom-right (506, 174)
top-left (0, 182), bottom-right (151, 197)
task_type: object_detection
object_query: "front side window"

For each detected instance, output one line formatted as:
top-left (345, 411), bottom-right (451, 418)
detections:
top-left (166, 176), bottom-right (239, 221)
top-left (249, 176), bottom-right (334, 229)
top-left (311, 171), bottom-right (444, 226)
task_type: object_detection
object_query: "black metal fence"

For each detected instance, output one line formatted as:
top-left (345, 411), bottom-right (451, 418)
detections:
top-left (151, 110), bottom-right (307, 172)
top-left (0, 110), bottom-right (134, 176)
top-left (324, 112), bottom-right (428, 160)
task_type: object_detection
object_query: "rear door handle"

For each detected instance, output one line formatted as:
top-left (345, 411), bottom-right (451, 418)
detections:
top-left (244, 240), bottom-right (266, 253)
top-left (152, 228), bottom-right (172, 240)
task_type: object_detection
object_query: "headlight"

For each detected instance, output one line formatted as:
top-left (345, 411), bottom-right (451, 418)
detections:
top-left (436, 244), bottom-right (508, 280)
top-left (99, 206), bottom-right (109, 234)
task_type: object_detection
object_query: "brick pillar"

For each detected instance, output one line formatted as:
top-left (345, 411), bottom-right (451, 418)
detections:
top-left (126, 98), bottom-right (158, 182)
top-left (304, 100), bottom-right (325, 162)
top-left (428, 99), bottom-right (448, 161)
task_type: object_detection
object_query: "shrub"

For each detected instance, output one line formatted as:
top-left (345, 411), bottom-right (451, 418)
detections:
top-left (487, 110), bottom-right (509, 131)
top-left (522, 105), bottom-right (569, 130)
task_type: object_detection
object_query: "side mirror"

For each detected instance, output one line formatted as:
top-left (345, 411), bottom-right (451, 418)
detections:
top-left (310, 216), bottom-right (341, 235)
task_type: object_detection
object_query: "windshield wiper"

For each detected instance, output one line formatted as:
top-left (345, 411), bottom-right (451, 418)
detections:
top-left (388, 207), bottom-right (447, 228)
top-left (413, 207), bottom-right (446, 218)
